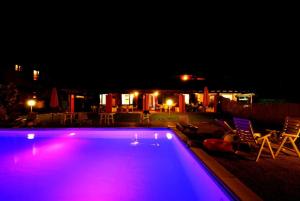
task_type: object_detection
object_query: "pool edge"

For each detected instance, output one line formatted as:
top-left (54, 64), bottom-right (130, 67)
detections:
top-left (171, 127), bottom-right (263, 201)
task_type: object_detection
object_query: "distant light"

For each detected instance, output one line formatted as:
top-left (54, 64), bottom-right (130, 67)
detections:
top-left (154, 133), bottom-right (158, 140)
top-left (166, 133), bottom-right (173, 140)
top-left (75, 95), bottom-right (85, 99)
top-left (15, 64), bottom-right (22, 71)
top-left (153, 91), bottom-right (159, 96)
top-left (69, 132), bottom-right (76, 136)
top-left (180, 74), bottom-right (191, 81)
top-left (180, 74), bottom-right (205, 81)
top-left (33, 70), bottom-right (39, 81)
top-left (27, 133), bottom-right (35, 140)
top-left (134, 91), bottom-right (139, 97)
top-left (33, 95), bottom-right (37, 99)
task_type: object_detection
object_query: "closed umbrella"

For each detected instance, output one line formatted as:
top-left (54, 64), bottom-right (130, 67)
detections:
top-left (50, 88), bottom-right (59, 121)
top-left (203, 86), bottom-right (209, 108)
top-left (106, 94), bottom-right (112, 113)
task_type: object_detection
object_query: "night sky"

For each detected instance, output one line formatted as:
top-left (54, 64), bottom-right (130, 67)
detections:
top-left (1, 5), bottom-right (299, 100)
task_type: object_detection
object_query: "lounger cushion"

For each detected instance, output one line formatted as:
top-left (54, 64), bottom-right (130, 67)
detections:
top-left (203, 139), bottom-right (233, 152)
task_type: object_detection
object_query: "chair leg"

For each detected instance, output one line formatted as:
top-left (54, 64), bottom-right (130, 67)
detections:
top-left (266, 138), bottom-right (275, 159)
top-left (275, 136), bottom-right (288, 157)
top-left (289, 137), bottom-right (300, 158)
top-left (256, 138), bottom-right (266, 162)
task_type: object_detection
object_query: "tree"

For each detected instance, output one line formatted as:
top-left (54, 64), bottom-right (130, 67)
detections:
top-left (0, 83), bottom-right (19, 124)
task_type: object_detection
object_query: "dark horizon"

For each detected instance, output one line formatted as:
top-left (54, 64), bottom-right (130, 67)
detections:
top-left (1, 8), bottom-right (299, 101)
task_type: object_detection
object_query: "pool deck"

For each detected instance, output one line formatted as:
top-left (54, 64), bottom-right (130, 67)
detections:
top-left (172, 127), bottom-right (263, 201)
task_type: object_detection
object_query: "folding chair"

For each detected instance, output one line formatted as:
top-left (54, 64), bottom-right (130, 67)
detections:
top-left (275, 116), bottom-right (300, 158)
top-left (233, 117), bottom-right (275, 162)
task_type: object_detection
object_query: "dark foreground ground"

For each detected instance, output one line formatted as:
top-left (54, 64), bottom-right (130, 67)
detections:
top-left (207, 149), bottom-right (300, 201)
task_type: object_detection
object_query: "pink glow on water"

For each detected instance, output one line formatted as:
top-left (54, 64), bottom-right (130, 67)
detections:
top-left (2, 136), bottom-right (83, 172)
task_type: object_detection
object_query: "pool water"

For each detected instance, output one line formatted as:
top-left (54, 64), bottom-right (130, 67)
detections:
top-left (0, 128), bottom-right (236, 201)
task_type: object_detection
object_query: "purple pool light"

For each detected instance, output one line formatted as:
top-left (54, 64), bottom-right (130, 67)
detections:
top-left (0, 128), bottom-right (237, 201)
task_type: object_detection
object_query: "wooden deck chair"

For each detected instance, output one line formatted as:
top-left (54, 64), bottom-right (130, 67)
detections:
top-left (233, 117), bottom-right (275, 162)
top-left (275, 117), bottom-right (300, 158)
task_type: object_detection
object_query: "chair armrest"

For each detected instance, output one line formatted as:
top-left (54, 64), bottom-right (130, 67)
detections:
top-left (259, 133), bottom-right (272, 139)
top-left (265, 129), bottom-right (280, 135)
top-left (282, 133), bottom-right (299, 138)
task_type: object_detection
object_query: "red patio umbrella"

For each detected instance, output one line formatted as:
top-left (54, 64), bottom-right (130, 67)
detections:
top-left (203, 86), bottom-right (209, 108)
top-left (50, 87), bottom-right (59, 121)
top-left (50, 87), bottom-right (59, 110)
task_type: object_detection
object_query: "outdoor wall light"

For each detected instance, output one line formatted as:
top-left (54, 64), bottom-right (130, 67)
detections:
top-left (27, 99), bottom-right (36, 113)
top-left (166, 99), bottom-right (173, 116)
top-left (166, 99), bottom-right (173, 106)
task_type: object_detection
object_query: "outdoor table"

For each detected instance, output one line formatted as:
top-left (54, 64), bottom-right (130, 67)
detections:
top-left (99, 113), bottom-right (115, 125)
top-left (63, 112), bottom-right (75, 125)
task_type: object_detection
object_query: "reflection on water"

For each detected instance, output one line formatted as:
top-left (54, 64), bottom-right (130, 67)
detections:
top-left (130, 133), bottom-right (139, 146)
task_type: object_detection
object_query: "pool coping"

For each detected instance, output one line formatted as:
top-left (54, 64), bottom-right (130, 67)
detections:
top-left (172, 127), bottom-right (263, 201)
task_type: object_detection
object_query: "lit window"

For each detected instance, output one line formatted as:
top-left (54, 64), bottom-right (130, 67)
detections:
top-left (183, 94), bottom-right (190, 104)
top-left (15, 64), bottom-right (22, 71)
top-left (99, 94), bottom-right (107, 105)
top-left (122, 94), bottom-right (134, 105)
top-left (33, 70), bottom-right (39, 80)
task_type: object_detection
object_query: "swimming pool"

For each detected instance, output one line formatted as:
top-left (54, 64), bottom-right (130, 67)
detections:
top-left (0, 128), bottom-right (237, 201)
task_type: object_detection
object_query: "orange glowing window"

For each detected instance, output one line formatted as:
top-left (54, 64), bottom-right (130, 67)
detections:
top-left (15, 64), bottom-right (22, 71)
top-left (33, 70), bottom-right (39, 80)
